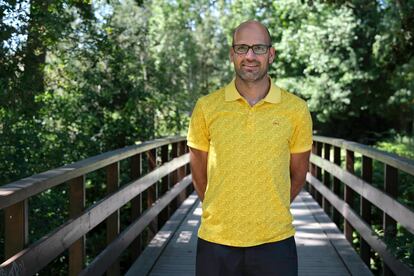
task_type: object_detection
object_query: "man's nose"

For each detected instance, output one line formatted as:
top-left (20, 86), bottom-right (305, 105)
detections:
top-left (245, 48), bottom-right (256, 59)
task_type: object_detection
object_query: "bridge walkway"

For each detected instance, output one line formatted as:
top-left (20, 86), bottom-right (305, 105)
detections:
top-left (127, 190), bottom-right (372, 276)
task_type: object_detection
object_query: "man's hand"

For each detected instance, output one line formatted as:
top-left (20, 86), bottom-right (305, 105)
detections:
top-left (290, 150), bottom-right (311, 203)
top-left (189, 147), bottom-right (208, 202)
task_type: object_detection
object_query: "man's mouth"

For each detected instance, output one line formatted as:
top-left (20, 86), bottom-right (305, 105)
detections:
top-left (242, 63), bottom-right (259, 68)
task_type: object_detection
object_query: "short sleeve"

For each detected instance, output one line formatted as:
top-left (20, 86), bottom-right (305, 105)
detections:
top-left (187, 99), bottom-right (209, 152)
top-left (289, 103), bottom-right (313, 153)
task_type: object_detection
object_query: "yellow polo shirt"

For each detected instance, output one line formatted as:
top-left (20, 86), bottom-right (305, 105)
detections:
top-left (187, 78), bottom-right (313, 247)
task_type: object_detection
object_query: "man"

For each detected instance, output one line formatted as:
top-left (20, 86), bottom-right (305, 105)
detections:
top-left (187, 20), bottom-right (312, 276)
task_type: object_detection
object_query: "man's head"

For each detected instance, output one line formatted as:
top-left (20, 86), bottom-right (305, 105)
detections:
top-left (230, 20), bottom-right (275, 83)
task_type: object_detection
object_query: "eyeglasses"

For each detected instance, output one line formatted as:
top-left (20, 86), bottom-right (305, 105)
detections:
top-left (232, 44), bottom-right (271, 55)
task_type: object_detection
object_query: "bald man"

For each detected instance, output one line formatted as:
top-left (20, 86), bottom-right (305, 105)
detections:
top-left (187, 20), bottom-right (313, 276)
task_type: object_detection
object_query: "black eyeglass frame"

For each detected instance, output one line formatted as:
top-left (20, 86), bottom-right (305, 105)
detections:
top-left (232, 44), bottom-right (272, 55)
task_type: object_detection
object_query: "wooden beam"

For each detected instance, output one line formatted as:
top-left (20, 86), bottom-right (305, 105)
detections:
top-left (383, 164), bottom-right (398, 276)
top-left (310, 154), bottom-right (414, 234)
top-left (323, 143), bottom-right (331, 214)
top-left (306, 174), bottom-right (413, 275)
top-left (68, 176), bottom-right (85, 276)
top-left (177, 141), bottom-right (187, 204)
top-left (345, 150), bottom-right (355, 244)
top-left (360, 156), bottom-right (372, 267)
top-left (79, 175), bottom-right (193, 276)
top-left (130, 153), bottom-right (142, 262)
top-left (0, 154), bottom-right (189, 275)
top-left (4, 200), bottom-right (28, 259)
top-left (313, 136), bottom-right (414, 176)
top-left (0, 137), bottom-right (186, 210)
top-left (146, 149), bottom-right (157, 244)
top-left (333, 146), bottom-right (341, 226)
top-left (159, 145), bottom-right (170, 227)
top-left (106, 162), bottom-right (120, 276)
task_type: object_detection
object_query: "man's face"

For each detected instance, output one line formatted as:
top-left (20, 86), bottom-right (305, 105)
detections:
top-left (230, 24), bottom-right (275, 82)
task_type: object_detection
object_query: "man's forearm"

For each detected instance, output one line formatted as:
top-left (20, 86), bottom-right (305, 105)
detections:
top-left (289, 150), bottom-right (311, 203)
top-left (189, 147), bottom-right (208, 202)
top-left (290, 176), bottom-right (306, 203)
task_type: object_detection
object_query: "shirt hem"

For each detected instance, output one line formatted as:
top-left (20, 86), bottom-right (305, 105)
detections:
top-left (187, 141), bottom-right (209, 152)
top-left (290, 145), bottom-right (312, 153)
top-left (197, 229), bottom-right (296, 247)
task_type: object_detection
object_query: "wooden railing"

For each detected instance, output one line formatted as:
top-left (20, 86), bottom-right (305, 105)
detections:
top-left (307, 136), bottom-right (414, 276)
top-left (0, 137), bottom-right (191, 275)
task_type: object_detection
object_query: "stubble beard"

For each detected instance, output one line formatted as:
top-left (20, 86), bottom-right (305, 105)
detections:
top-left (235, 62), bottom-right (269, 83)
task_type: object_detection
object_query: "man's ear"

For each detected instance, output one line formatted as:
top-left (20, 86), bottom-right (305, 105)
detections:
top-left (268, 47), bottom-right (276, 64)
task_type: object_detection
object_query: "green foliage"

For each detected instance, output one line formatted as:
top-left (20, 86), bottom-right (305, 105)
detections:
top-left (1, 0), bottom-right (414, 273)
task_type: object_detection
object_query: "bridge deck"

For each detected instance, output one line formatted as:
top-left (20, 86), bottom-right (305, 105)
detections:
top-left (127, 190), bottom-right (372, 276)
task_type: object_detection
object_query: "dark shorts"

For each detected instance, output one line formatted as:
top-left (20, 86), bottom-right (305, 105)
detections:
top-left (196, 236), bottom-right (298, 276)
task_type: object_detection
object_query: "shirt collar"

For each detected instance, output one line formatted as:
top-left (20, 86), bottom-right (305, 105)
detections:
top-left (224, 77), bottom-right (281, 104)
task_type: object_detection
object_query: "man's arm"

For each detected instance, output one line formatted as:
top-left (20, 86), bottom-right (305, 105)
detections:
top-left (189, 147), bottom-right (208, 202)
top-left (290, 150), bottom-right (311, 203)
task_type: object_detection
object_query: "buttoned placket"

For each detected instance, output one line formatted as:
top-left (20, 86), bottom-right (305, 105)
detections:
top-left (243, 99), bottom-right (266, 132)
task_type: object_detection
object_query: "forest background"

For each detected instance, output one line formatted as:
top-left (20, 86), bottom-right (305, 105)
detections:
top-left (1, 0), bottom-right (413, 274)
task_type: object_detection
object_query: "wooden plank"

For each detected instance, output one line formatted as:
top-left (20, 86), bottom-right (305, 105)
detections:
top-left (148, 191), bottom-right (370, 276)
top-left (383, 164), bottom-right (398, 276)
top-left (170, 143), bottom-right (179, 212)
top-left (332, 146), bottom-right (341, 226)
top-left (159, 145), bottom-right (170, 226)
top-left (361, 156), bottom-right (372, 267)
top-left (297, 191), bottom-right (372, 276)
top-left (68, 176), bottom-right (85, 276)
top-left (306, 174), bottom-right (413, 275)
top-left (177, 141), bottom-right (187, 205)
top-left (126, 193), bottom-right (198, 276)
top-left (310, 154), bottom-right (414, 234)
top-left (0, 137), bottom-right (186, 210)
top-left (345, 150), bottom-right (355, 243)
top-left (313, 136), bottom-right (414, 176)
top-left (0, 154), bottom-right (189, 276)
top-left (322, 143), bottom-right (331, 213)
top-left (130, 153), bottom-right (142, 262)
top-left (4, 200), bottom-right (28, 259)
top-left (147, 149), bottom-right (158, 244)
top-left (106, 162), bottom-right (120, 276)
top-left (79, 175), bottom-right (193, 276)
top-left (314, 142), bottom-right (323, 205)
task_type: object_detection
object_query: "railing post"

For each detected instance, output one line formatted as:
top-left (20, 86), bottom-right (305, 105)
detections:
top-left (323, 143), bottom-right (331, 215)
top-left (106, 162), bottom-right (120, 276)
top-left (383, 164), bottom-right (398, 276)
top-left (309, 143), bottom-right (317, 196)
top-left (170, 142), bottom-right (179, 212)
top-left (361, 156), bottom-right (372, 267)
top-left (68, 176), bottom-right (85, 275)
top-left (159, 144), bottom-right (170, 227)
top-left (177, 141), bottom-right (187, 204)
top-left (130, 154), bottom-right (142, 261)
top-left (4, 200), bottom-right (28, 260)
top-left (332, 146), bottom-right (341, 226)
top-left (146, 149), bottom-right (158, 243)
top-left (345, 150), bottom-right (355, 244)
top-left (315, 142), bottom-right (323, 205)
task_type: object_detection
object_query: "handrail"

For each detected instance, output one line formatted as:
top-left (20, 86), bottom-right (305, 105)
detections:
top-left (310, 154), bottom-right (414, 234)
top-left (0, 136), bottom-right (190, 275)
top-left (0, 136), bottom-right (184, 210)
top-left (313, 135), bottom-right (414, 175)
top-left (308, 136), bottom-right (414, 276)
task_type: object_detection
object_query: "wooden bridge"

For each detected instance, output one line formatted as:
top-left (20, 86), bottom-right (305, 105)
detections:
top-left (0, 136), bottom-right (413, 275)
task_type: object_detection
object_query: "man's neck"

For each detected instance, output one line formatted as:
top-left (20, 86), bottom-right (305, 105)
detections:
top-left (235, 76), bottom-right (270, 106)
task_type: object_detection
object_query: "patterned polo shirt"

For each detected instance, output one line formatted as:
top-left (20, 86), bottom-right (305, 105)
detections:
top-left (187, 78), bottom-right (313, 247)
